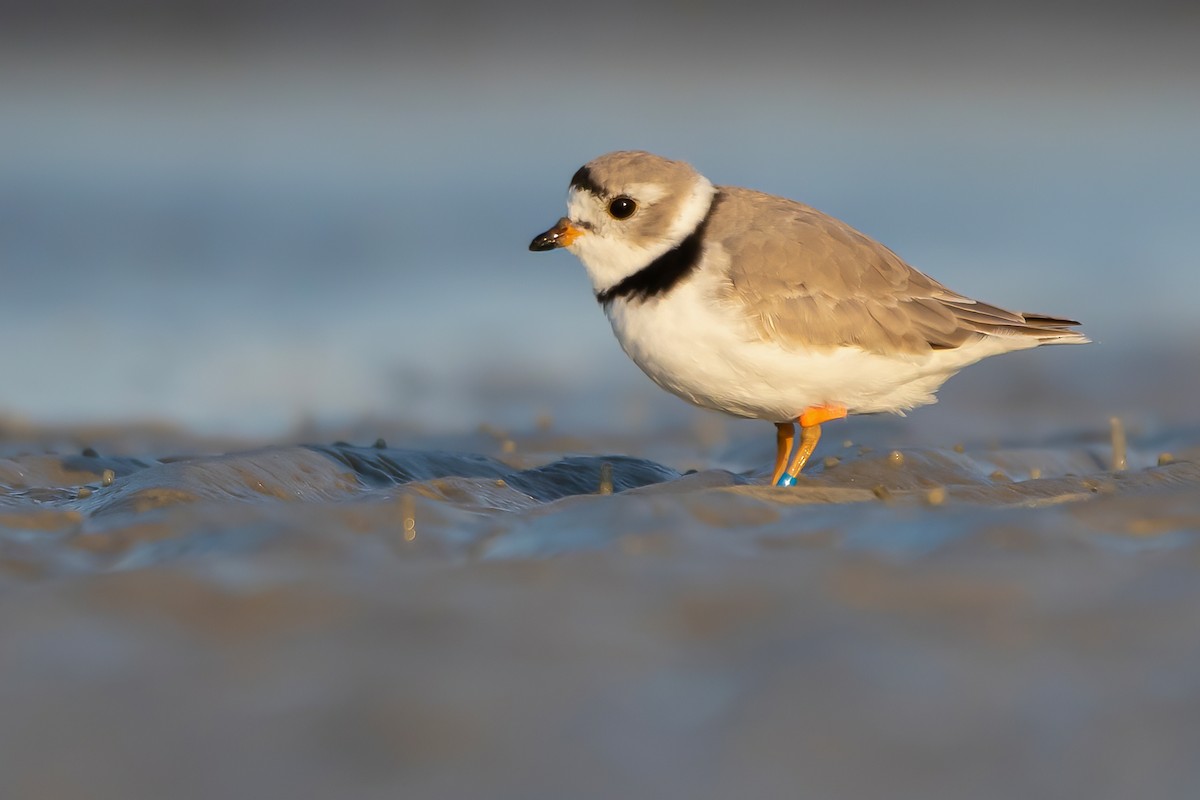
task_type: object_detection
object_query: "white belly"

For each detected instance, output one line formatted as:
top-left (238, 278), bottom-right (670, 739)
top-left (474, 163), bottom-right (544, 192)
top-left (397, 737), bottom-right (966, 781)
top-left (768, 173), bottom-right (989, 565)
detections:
top-left (604, 275), bottom-right (1029, 422)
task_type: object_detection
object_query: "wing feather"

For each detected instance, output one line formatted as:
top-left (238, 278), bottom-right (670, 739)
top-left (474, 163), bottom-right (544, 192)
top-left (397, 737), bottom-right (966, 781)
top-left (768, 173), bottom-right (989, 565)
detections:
top-left (710, 187), bottom-right (1086, 354)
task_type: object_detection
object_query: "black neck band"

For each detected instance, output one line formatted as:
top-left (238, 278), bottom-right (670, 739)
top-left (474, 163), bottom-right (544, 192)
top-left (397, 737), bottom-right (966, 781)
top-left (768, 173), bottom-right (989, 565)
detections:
top-left (596, 192), bottom-right (720, 306)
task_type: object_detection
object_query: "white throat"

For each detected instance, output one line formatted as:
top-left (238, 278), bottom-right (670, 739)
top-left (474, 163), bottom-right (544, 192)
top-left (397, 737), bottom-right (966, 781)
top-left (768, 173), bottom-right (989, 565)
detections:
top-left (568, 176), bottom-right (716, 296)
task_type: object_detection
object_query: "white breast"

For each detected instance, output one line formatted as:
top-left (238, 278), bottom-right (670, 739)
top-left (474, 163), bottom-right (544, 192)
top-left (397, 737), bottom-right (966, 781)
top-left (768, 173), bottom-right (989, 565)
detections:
top-left (603, 268), bottom-right (1032, 422)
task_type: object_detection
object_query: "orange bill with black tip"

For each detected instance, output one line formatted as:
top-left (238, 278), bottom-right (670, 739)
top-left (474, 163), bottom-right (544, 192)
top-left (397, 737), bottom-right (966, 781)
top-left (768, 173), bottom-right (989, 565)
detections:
top-left (529, 217), bottom-right (584, 251)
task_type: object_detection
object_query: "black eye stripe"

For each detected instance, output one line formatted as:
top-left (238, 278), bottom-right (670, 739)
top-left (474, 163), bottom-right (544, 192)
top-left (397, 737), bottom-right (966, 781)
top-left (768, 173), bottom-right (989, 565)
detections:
top-left (608, 196), bottom-right (637, 220)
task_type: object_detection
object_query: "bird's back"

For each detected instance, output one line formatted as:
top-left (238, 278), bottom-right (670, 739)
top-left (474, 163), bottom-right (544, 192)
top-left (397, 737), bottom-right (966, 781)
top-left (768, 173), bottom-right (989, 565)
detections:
top-left (707, 186), bottom-right (1087, 355)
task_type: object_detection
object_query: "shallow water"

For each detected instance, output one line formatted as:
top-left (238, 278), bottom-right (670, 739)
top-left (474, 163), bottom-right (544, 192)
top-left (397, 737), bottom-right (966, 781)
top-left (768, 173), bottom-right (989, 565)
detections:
top-left (3, 407), bottom-right (1200, 799)
top-left (2, 27), bottom-right (1198, 434)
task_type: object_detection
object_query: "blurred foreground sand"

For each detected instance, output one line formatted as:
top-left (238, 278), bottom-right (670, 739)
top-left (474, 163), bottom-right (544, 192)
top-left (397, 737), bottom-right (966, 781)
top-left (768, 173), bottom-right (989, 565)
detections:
top-left (2, 415), bottom-right (1199, 800)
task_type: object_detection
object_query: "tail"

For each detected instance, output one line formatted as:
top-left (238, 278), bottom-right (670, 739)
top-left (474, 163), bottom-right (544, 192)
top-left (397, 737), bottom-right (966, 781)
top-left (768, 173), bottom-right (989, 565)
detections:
top-left (1018, 313), bottom-right (1090, 345)
top-left (934, 294), bottom-right (1091, 347)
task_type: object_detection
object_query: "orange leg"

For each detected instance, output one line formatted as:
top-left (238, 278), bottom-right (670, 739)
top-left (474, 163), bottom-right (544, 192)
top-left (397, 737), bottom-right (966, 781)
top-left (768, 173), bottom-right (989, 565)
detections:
top-left (771, 422), bottom-right (795, 485)
top-left (777, 405), bottom-right (848, 487)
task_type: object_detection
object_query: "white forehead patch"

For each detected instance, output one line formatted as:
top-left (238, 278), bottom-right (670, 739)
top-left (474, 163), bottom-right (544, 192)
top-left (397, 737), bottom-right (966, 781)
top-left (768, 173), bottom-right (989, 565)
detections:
top-left (566, 187), bottom-right (603, 228)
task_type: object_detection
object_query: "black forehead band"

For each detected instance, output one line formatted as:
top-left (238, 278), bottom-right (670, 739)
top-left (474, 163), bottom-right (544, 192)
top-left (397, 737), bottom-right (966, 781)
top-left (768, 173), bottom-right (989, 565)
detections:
top-left (569, 165), bottom-right (605, 197)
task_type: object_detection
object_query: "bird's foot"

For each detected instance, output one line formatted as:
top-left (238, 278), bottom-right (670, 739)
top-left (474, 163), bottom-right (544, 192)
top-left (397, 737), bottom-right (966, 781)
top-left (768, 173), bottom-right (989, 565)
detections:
top-left (773, 405), bottom-right (847, 487)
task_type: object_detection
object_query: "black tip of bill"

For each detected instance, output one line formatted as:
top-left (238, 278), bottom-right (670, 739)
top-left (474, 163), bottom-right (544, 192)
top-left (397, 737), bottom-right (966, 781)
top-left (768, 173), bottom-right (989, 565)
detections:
top-left (528, 231), bottom-right (560, 252)
top-left (529, 217), bottom-right (576, 252)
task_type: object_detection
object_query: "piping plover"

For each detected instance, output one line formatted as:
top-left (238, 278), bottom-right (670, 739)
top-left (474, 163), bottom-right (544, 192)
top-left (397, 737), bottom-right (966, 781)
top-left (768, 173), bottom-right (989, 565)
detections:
top-left (529, 151), bottom-right (1088, 486)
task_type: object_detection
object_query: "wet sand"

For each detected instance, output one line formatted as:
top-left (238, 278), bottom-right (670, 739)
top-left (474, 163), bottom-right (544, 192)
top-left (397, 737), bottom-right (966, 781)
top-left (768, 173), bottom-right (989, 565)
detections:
top-left (2, 408), bottom-right (1200, 800)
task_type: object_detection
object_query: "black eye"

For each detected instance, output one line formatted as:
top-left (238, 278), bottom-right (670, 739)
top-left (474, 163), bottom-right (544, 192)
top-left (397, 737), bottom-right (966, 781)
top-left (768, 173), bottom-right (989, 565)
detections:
top-left (608, 196), bottom-right (637, 220)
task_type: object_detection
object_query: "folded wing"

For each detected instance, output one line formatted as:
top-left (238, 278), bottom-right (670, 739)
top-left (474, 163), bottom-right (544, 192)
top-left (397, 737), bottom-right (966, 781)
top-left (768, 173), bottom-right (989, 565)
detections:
top-left (712, 187), bottom-right (1087, 355)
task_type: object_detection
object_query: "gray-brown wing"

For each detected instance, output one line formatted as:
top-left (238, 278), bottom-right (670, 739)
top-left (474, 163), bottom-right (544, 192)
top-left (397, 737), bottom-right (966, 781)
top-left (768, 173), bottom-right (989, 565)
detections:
top-left (710, 187), bottom-right (1080, 355)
